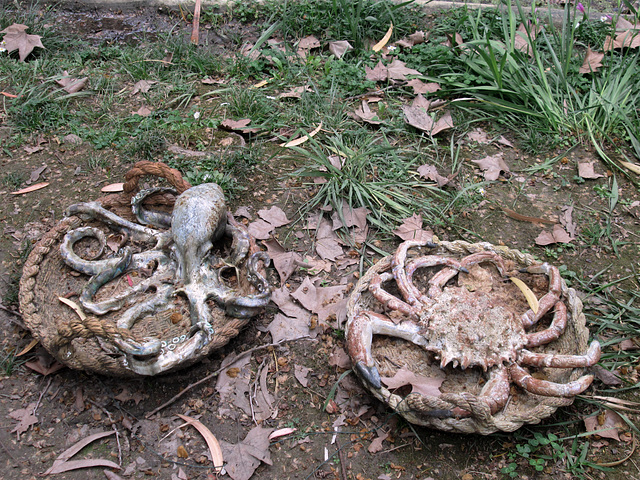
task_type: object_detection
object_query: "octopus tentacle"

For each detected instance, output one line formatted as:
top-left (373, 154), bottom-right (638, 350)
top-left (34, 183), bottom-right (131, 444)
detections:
top-left (131, 187), bottom-right (176, 229)
top-left (80, 251), bottom-right (173, 315)
top-left (65, 201), bottom-right (164, 245)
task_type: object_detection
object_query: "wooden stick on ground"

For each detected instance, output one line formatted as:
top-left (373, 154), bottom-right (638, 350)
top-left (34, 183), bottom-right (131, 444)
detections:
top-left (145, 337), bottom-right (310, 418)
top-left (190, 0), bottom-right (202, 45)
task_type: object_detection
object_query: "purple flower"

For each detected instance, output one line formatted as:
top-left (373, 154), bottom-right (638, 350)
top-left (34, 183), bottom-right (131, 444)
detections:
top-left (577, 2), bottom-right (585, 13)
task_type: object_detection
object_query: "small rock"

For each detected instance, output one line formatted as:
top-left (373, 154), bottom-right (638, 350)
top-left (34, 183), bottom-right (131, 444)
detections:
top-left (63, 134), bottom-right (82, 145)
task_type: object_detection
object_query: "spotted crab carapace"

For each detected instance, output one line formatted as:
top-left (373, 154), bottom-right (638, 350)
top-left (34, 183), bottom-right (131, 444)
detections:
top-left (346, 239), bottom-right (600, 416)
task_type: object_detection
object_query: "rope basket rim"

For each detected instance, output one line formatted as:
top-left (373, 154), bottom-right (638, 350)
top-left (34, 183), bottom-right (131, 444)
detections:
top-left (345, 238), bottom-right (591, 434)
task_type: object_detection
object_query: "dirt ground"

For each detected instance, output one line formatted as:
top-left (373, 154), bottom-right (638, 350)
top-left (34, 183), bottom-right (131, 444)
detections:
top-left (1, 4), bottom-right (640, 480)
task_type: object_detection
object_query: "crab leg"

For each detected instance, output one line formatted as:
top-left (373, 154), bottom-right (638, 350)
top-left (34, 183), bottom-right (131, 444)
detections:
top-left (525, 302), bottom-right (567, 347)
top-left (520, 263), bottom-right (562, 328)
top-left (480, 366), bottom-right (510, 414)
top-left (426, 251), bottom-right (506, 298)
top-left (509, 364), bottom-right (595, 397)
top-left (346, 311), bottom-right (427, 389)
top-left (369, 272), bottom-right (420, 320)
top-left (520, 340), bottom-right (601, 368)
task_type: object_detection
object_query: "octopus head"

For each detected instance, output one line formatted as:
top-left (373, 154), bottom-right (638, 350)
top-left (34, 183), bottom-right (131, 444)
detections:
top-left (171, 183), bottom-right (227, 284)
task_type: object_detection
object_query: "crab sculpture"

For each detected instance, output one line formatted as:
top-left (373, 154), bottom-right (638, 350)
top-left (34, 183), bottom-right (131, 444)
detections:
top-left (59, 183), bottom-right (271, 375)
top-left (347, 239), bottom-right (601, 417)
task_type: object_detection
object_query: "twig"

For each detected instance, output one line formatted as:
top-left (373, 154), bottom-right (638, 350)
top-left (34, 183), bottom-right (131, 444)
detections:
top-left (145, 337), bottom-right (308, 418)
top-left (88, 399), bottom-right (123, 466)
top-left (0, 303), bottom-right (23, 318)
top-left (596, 433), bottom-right (637, 467)
top-left (190, 0), bottom-right (201, 45)
top-left (33, 377), bottom-right (52, 415)
top-left (335, 437), bottom-right (348, 480)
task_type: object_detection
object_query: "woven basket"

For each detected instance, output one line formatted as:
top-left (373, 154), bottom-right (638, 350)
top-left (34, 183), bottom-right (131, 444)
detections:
top-left (345, 239), bottom-right (592, 434)
top-left (19, 162), bottom-right (261, 377)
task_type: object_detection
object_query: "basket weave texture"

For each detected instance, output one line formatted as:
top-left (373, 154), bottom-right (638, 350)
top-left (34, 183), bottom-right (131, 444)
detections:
top-left (345, 240), bottom-right (591, 434)
top-left (19, 162), bottom-right (257, 377)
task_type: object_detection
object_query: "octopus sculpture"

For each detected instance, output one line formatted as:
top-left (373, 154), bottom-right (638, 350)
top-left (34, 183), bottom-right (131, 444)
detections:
top-left (347, 239), bottom-right (601, 417)
top-left (60, 183), bottom-right (271, 375)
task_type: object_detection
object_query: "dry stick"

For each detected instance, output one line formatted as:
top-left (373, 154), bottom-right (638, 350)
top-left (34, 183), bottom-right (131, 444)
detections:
top-left (146, 338), bottom-right (308, 418)
top-left (190, 0), bottom-right (201, 45)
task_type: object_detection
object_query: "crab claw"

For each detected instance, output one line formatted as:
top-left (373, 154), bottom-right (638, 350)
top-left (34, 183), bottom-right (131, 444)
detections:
top-left (355, 361), bottom-right (382, 389)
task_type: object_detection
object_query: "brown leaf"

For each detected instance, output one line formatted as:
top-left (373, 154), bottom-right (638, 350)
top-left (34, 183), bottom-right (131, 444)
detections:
top-left (268, 287), bottom-right (312, 342)
top-left (328, 346), bottom-right (352, 369)
top-left (328, 40), bottom-right (353, 59)
top-left (176, 414), bottom-right (224, 472)
top-left (402, 105), bottom-right (434, 132)
top-left (406, 78), bottom-right (440, 94)
top-left (44, 431), bottom-right (119, 475)
top-left (8, 403), bottom-right (38, 438)
top-left (297, 35), bottom-right (320, 59)
top-left (534, 224), bottom-right (574, 245)
top-left (131, 106), bottom-right (152, 116)
top-left (292, 276), bottom-right (347, 322)
top-left (393, 214), bottom-right (433, 242)
top-left (365, 61), bottom-right (389, 81)
top-left (56, 71), bottom-right (88, 94)
top-left (247, 219), bottom-right (275, 240)
top-left (216, 353), bottom-right (252, 417)
top-left (315, 217), bottom-right (344, 260)
top-left (353, 100), bottom-right (382, 125)
top-left (262, 239), bottom-right (302, 284)
top-left (10, 182), bottom-right (49, 195)
top-left (396, 30), bottom-right (428, 48)
top-left (604, 30), bottom-right (640, 50)
top-left (467, 127), bottom-right (490, 143)
top-left (386, 59), bottom-right (421, 80)
top-left (24, 357), bottom-right (64, 375)
top-left (431, 110), bottom-right (454, 135)
top-left (1, 23), bottom-right (44, 61)
top-left (220, 118), bottom-right (252, 130)
top-left (417, 164), bottom-right (450, 187)
top-left (220, 426), bottom-right (274, 480)
top-left (258, 206), bottom-right (290, 228)
top-left (368, 430), bottom-right (389, 453)
top-left (131, 79), bottom-right (156, 95)
top-left (592, 365), bottom-right (623, 385)
top-left (580, 48), bottom-right (604, 73)
top-left (578, 161), bottom-right (604, 179)
top-left (294, 364), bottom-right (310, 387)
top-left (101, 183), bottom-right (124, 193)
top-left (331, 201), bottom-right (369, 230)
top-left (277, 85), bottom-right (312, 99)
top-left (584, 410), bottom-right (626, 441)
top-left (380, 366), bottom-right (445, 397)
top-left (472, 152), bottom-right (509, 181)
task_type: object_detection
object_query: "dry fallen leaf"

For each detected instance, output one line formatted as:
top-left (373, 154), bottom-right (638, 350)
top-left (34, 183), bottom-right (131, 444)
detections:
top-left (579, 48), bottom-right (604, 74)
top-left (578, 162), bottom-right (604, 179)
top-left (101, 183), bottom-right (125, 193)
top-left (604, 30), bottom-right (640, 50)
top-left (393, 214), bottom-right (433, 242)
top-left (372, 22), bottom-right (393, 52)
top-left (56, 71), bottom-right (88, 94)
top-left (619, 160), bottom-right (640, 175)
top-left (584, 410), bottom-right (626, 441)
top-left (219, 426), bottom-right (274, 480)
top-left (381, 366), bottom-right (445, 397)
top-left (353, 100), bottom-right (382, 125)
top-left (1, 23), bottom-right (44, 61)
top-left (44, 431), bottom-right (120, 475)
top-left (406, 78), bottom-right (441, 94)
top-left (131, 79), bottom-right (156, 95)
top-left (328, 40), bottom-right (352, 59)
top-left (177, 414), bottom-right (223, 473)
top-left (535, 224), bottom-right (574, 245)
top-left (471, 153), bottom-right (510, 181)
top-left (368, 430), bottom-right (390, 453)
top-left (8, 403), bottom-right (38, 439)
top-left (417, 164), bottom-right (450, 187)
top-left (280, 122), bottom-right (322, 147)
top-left (10, 182), bottom-right (49, 195)
top-left (131, 106), bottom-right (152, 117)
top-left (262, 239), bottom-right (302, 284)
top-left (510, 277), bottom-right (539, 314)
top-left (257, 205), bottom-right (290, 228)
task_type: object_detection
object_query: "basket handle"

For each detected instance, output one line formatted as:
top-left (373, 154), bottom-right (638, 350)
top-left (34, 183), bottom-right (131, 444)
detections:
top-left (123, 161), bottom-right (192, 195)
